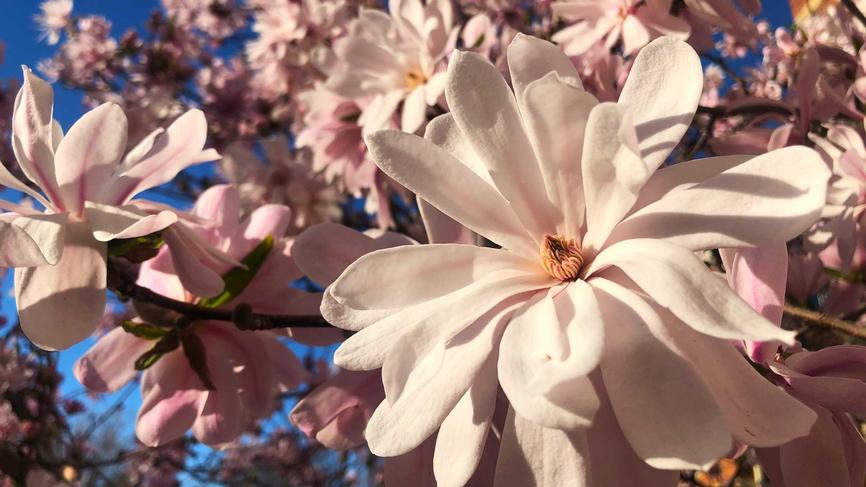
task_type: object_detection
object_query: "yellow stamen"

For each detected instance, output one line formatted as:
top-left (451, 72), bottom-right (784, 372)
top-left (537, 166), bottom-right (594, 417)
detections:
top-left (540, 234), bottom-right (583, 281)
top-left (405, 68), bottom-right (427, 91)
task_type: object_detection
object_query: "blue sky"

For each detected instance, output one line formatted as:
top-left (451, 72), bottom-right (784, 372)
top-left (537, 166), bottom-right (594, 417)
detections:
top-left (0, 0), bottom-right (796, 474)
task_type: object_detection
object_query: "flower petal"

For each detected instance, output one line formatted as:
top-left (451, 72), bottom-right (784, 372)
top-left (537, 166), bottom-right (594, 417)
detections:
top-left (590, 238), bottom-right (796, 343)
top-left (446, 50), bottom-right (556, 239)
top-left (507, 33), bottom-right (582, 99)
top-left (136, 352), bottom-right (204, 447)
top-left (84, 202), bottom-right (177, 242)
top-left (106, 109), bottom-right (216, 204)
top-left (593, 279), bottom-right (732, 470)
top-left (366, 129), bottom-right (534, 255)
top-left (15, 221), bottom-right (107, 350)
top-left (608, 146), bottom-right (831, 250)
top-left (0, 212), bottom-right (67, 267)
top-left (519, 72), bottom-right (597, 238)
top-left (581, 103), bottom-right (648, 250)
top-left (618, 36), bottom-right (702, 171)
top-left (74, 326), bottom-right (150, 393)
top-left (12, 67), bottom-right (63, 210)
top-left (498, 282), bottom-right (603, 430)
top-left (493, 408), bottom-right (589, 487)
top-left (54, 102), bottom-right (127, 212)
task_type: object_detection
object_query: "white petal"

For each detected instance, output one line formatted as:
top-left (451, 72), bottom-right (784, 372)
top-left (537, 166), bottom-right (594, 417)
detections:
top-left (507, 33), bottom-right (582, 99)
top-left (618, 36), bottom-right (702, 171)
top-left (85, 202), bottom-right (177, 242)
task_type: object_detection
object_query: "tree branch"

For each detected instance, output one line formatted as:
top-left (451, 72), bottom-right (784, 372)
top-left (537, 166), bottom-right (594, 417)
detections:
top-left (783, 303), bottom-right (866, 340)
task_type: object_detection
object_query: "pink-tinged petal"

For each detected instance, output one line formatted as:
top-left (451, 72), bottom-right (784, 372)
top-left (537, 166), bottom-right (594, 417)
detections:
top-left (587, 375), bottom-right (679, 486)
top-left (136, 352), bottom-right (204, 447)
top-left (773, 365), bottom-right (866, 418)
top-left (649, 304), bottom-right (817, 447)
top-left (364, 301), bottom-right (518, 457)
top-left (344, 269), bottom-right (545, 374)
top-left (423, 113), bottom-right (490, 181)
top-left (323, 243), bottom-right (545, 332)
top-left (53, 103), bottom-right (127, 213)
top-left (520, 72), bottom-right (597, 238)
top-left (202, 325), bottom-right (275, 418)
top-left (629, 155), bottom-right (752, 213)
top-left (0, 212), bottom-right (67, 267)
top-left (15, 221), bottom-right (106, 350)
top-left (785, 345), bottom-right (866, 378)
top-left (551, 17), bottom-right (616, 57)
top-left (609, 146), bottom-right (830, 250)
top-left (192, 184), bottom-right (240, 235)
top-left (433, 359), bottom-right (498, 487)
top-left (618, 36), bottom-right (702, 171)
top-left (0, 161), bottom-right (52, 209)
top-left (191, 331), bottom-right (244, 446)
top-left (291, 369), bottom-right (383, 450)
top-left (400, 86), bottom-right (427, 134)
top-left (507, 33), bottom-right (582, 98)
top-left (446, 50), bottom-right (557, 240)
top-left (778, 407), bottom-right (853, 487)
top-left (593, 279), bottom-right (731, 470)
top-left (107, 110), bottom-right (216, 204)
top-left (498, 282), bottom-right (602, 430)
top-left (365, 130), bottom-right (535, 255)
top-left (84, 202), bottom-right (176, 242)
top-left (581, 103), bottom-right (648, 251)
top-left (237, 204), bottom-right (291, 250)
top-left (162, 226), bottom-right (225, 298)
top-left (74, 326), bottom-right (150, 393)
top-left (591, 239), bottom-right (795, 343)
top-left (384, 437), bottom-right (436, 487)
top-left (12, 67), bottom-right (63, 210)
top-left (720, 245), bottom-right (787, 363)
top-left (493, 408), bottom-right (589, 487)
top-left (292, 223), bottom-right (388, 286)
top-left (417, 197), bottom-right (476, 245)
top-left (621, 14), bottom-right (652, 55)
top-left (838, 411), bottom-right (866, 487)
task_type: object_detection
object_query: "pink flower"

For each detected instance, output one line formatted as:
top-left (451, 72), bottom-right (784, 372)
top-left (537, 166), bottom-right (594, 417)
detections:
top-left (74, 185), bottom-right (317, 446)
top-left (758, 346), bottom-right (866, 487)
top-left (35, 0), bottom-right (73, 45)
top-left (325, 0), bottom-right (457, 133)
top-left (551, 0), bottom-right (690, 56)
top-left (0, 69), bottom-right (218, 350)
top-left (322, 35), bottom-right (826, 483)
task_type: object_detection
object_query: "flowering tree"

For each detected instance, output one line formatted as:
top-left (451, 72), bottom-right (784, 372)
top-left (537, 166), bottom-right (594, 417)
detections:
top-left (2, 0), bottom-right (866, 485)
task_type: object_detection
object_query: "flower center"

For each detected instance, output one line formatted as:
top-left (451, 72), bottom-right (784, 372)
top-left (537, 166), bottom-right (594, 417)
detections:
top-left (405, 68), bottom-right (427, 91)
top-left (540, 234), bottom-right (583, 281)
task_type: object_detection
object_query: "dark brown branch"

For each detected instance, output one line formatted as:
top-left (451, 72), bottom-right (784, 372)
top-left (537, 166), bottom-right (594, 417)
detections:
top-left (842, 0), bottom-right (866, 29)
top-left (108, 259), bottom-right (332, 330)
top-left (784, 303), bottom-right (866, 340)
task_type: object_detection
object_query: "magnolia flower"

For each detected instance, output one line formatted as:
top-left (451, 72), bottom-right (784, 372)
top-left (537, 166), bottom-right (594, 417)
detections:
top-left (220, 136), bottom-right (342, 232)
top-left (759, 346), bottom-right (866, 487)
top-left (0, 69), bottom-right (218, 350)
top-left (74, 185), bottom-right (317, 446)
top-left (34, 0), bottom-right (73, 45)
top-left (322, 35), bottom-right (827, 484)
top-left (326, 0), bottom-right (456, 133)
top-left (551, 0), bottom-right (690, 56)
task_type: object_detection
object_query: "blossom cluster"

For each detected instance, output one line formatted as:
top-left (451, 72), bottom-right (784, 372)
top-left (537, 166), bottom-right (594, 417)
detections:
top-left (0, 0), bottom-right (865, 484)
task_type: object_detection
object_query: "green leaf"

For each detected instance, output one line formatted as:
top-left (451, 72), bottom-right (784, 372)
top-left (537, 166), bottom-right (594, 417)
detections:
top-left (133, 332), bottom-right (180, 371)
top-left (198, 236), bottom-right (274, 308)
top-left (121, 320), bottom-right (170, 340)
top-left (108, 233), bottom-right (164, 259)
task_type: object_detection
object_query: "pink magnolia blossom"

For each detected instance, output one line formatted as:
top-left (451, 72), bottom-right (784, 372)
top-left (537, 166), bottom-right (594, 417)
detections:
top-left (0, 69), bottom-right (218, 350)
top-left (74, 185), bottom-right (318, 446)
top-left (321, 35), bottom-right (827, 484)
top-left (551, 0), bottom-right (690, 56)
top-left (758, 346), bottom-right (866, 487)
top-left (220, 135), bottom-right (342, 233)
top-left (325, 0), bottom-right (457, 133)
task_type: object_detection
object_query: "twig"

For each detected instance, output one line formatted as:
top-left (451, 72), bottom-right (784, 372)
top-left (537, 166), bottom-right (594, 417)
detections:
top-left (783, 303), bottom-right (866, 340)
top-left (108, 259), bottom-right (333, 330)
